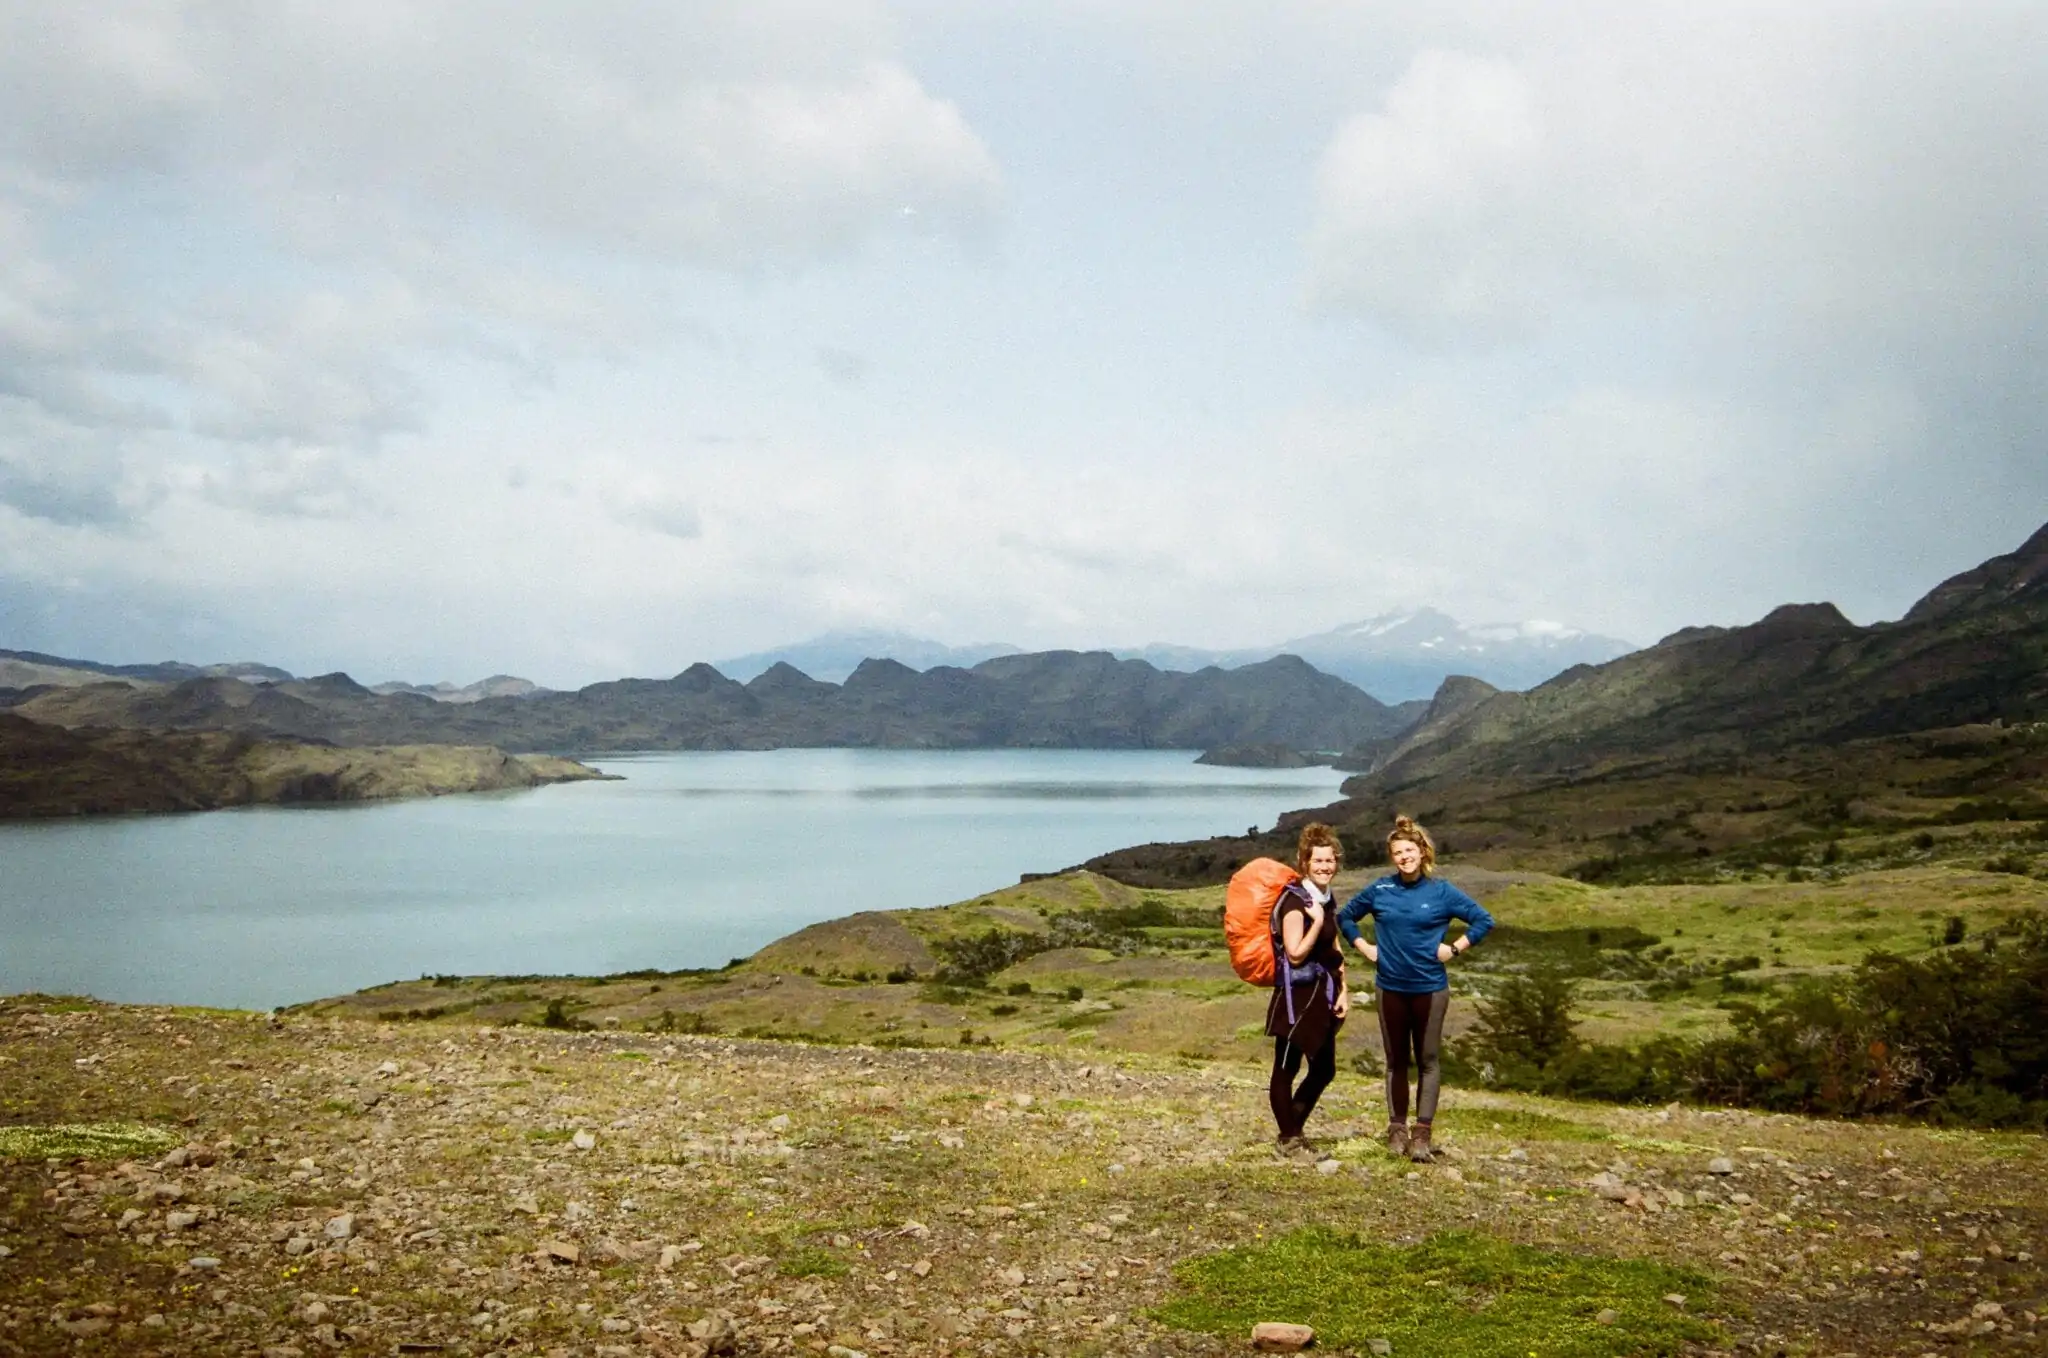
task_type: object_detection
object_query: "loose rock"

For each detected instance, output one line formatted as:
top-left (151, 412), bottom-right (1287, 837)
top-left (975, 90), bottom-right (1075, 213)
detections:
top-left (1252, 1320), bottom-right (1316, 1351)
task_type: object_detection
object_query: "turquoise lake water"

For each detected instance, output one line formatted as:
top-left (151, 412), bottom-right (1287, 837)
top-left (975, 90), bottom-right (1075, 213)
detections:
top-left (0, 749), bottom-right (1342, 1010)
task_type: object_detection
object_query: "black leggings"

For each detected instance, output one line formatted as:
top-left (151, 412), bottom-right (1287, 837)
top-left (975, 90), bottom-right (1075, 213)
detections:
top-left (1378, 987), bottom-right (1450, 1124)
top-left (1269, 1036), bottom-right (1337, 1139)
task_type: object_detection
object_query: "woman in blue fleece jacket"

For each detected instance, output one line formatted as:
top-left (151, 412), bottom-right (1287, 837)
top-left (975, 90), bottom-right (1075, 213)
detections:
top-left (1336, 815), bottom-right (1494, 1163)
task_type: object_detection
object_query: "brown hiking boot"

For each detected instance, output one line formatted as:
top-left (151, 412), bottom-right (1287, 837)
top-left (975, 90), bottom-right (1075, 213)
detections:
top-left (1407, 1122), bottom-right (1434, 1163)
top-left (1384, 1123), bottom-right (1409, 1158)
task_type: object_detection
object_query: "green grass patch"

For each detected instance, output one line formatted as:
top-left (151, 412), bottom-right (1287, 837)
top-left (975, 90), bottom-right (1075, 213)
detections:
top-left (1053, 1008), bottom-right (1116, 1030)
top-left (1156, 1228), bottom-right (1718, 1358)
top-left (1611, 1136), bottom-right (1719, 1155)
top-left (777, 1246), bottom-right (850, 1278)
top-left (0, 1121), bottom-right (182, 1161)
top-left (524, 1128), bottom-right (575, 1144)
top-left (1434, 1107), bottom-right (1611, 1142)
top-left (1469, 924), bottom-right (1663, 977)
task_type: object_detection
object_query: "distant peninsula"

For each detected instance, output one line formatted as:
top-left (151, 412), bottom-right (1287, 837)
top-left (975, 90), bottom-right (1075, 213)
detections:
top-left (0, 713), bottom-right (612, 819)
top-left (1193, 742), bottom-right (1330, 769)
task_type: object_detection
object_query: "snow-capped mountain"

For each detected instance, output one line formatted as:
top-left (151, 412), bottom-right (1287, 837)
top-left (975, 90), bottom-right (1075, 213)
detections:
top-left (716, 612), bottom-right (1632, 699)
top-left (1120, 608), bottom-right (1636, 702)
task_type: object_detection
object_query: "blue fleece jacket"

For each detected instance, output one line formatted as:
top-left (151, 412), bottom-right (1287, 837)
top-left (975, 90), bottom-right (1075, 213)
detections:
top-left (1336, 873), bottom-right (1495, 995)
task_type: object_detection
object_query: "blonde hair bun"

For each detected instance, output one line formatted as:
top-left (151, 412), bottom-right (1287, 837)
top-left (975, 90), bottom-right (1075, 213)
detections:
top-left (1386, 815), bottom-right (1437, 875)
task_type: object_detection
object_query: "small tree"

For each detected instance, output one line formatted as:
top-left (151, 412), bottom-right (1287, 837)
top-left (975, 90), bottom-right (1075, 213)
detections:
top-left (1471, 969), bottom-right (1581, 1073)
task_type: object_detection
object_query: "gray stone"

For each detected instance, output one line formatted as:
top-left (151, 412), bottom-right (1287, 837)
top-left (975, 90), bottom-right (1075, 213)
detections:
top-left (323, 1214), bottom-right (354, 1240)
top-left (165, 1210), bottom-right (200, 1230)
top-left (1707, 1157), bottom-right (1736, 1176)
top-left (1596, 1309), bottom-right (1619, 1326)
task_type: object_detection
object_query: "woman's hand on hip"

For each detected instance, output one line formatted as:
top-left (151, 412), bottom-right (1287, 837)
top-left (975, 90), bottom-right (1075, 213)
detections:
top-left (1436, 942), bottom-right (1455, 963)
top-left (1354, 938), bottom-right (1379, 964)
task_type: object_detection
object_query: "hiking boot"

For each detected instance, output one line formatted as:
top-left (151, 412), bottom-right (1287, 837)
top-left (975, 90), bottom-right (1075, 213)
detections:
top-left (1407, 1123), bottom-right (1434, 1163)
top-left (1384, 1123), bottom-right (1409, 1158)
top-left (1276, 1134), bottom-right (1317, 1160)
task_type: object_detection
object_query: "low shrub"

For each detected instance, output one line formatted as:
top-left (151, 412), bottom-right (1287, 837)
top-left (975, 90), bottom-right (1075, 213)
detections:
top-left (1466, 912), bottom-right (2048, 1127)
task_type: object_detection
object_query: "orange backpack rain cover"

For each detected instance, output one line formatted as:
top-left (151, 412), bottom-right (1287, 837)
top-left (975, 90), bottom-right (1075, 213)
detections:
top-left (1225, 857), bottom-right (1300, 986)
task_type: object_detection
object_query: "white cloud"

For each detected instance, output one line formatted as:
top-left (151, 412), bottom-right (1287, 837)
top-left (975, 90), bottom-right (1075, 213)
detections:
top-left (0, 5), bottom-right (1000, 266)
top-left (1308, 8), bottom-right (2048, 378)
top-left (1310, 50), bottom-right (1550, 334)
top-left (1, 4), bottom-right (2041, 684)
top-left (0, 1), bottom-right (1002, 510)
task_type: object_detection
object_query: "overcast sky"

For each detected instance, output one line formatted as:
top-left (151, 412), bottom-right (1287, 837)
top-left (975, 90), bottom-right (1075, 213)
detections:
top-left (2, 2), bottom-right (2043, 686)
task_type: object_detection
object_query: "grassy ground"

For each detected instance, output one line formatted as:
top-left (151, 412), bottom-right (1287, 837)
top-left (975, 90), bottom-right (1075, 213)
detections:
top-left (2, 996), bottom-right (2043, 1357)
top-left (292, 862), bottom-right (2048, 1063)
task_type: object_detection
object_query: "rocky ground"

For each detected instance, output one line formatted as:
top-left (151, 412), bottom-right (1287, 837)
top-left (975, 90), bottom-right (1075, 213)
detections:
top-left (1, 998), bottom-right (2043, 1357)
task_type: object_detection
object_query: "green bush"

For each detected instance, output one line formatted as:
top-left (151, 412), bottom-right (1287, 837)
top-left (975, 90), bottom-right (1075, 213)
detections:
top-left (1465, 912), bottom-right (2048, 1127)
top-left (1469, 969), bottom-right (1580, 1074)
top-left (929, 929), bottom-right (1053, 983)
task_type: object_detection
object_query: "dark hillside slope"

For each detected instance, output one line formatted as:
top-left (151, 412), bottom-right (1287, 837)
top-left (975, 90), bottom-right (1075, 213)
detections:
top-left (0, 713), bottom-right (606, 817)
top-left (1355, 521), bottom-right (2048, 787)
top-left (1079, 521), bottom-right (2048, 885)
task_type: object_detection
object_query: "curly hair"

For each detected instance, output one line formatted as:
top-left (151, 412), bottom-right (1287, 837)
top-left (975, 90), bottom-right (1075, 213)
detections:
top-left (1294, 822), bottom-right (1344, 875)
top-left (1387, 814), bottom-right (1437, 876)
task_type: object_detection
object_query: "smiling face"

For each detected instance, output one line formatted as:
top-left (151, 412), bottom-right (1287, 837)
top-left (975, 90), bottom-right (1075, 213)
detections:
top-left (1390, 837), bottom-right (1426, 879)
top-left (1305, 844), bottom-right (1339, 889)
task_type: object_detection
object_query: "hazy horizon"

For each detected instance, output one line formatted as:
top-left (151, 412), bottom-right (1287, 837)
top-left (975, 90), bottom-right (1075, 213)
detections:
top-left (3, 5), bottom-right (2042, 689)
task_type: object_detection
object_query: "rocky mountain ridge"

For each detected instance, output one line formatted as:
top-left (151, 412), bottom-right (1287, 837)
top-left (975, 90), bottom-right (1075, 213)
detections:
top-left (720, 608), bottom-right (1635, 702)
top-left (9, 650), bottom-right (1415, 755)
top-left (1352, 520), bottom-right (2048, 788)
top-left (1078, 520), bottom-right (2048, 886)
top-left (1119, 607), bottom-right (1636, 701)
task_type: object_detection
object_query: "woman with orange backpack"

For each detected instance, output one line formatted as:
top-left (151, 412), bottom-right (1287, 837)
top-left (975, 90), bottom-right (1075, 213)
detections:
top-left (1335, 815), bottom-right (1493, 1163)
top-left (1264, 823), bottom-right (1350, 1152)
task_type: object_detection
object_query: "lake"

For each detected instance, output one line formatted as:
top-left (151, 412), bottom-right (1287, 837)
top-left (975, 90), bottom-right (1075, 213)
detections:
top-left (0, 748), bottom-right (1341, 1011)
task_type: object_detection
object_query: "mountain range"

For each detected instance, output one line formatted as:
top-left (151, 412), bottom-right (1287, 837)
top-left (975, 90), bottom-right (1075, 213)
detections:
top-left (0, 649), bottom-right (291, 691)
top-left (719, 610), bottom-right (1633, 700)
top-left (1357, 520), bottom-right (2048, 786)
top-left (7, 651), bottom-right (1417, 755)
top-left (1079, 520), bottom-right (2048, 886)
top-left (714, 630), bottom-right (1023, 683)
top-left (1114, 609), bottom-right (1635, 701)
